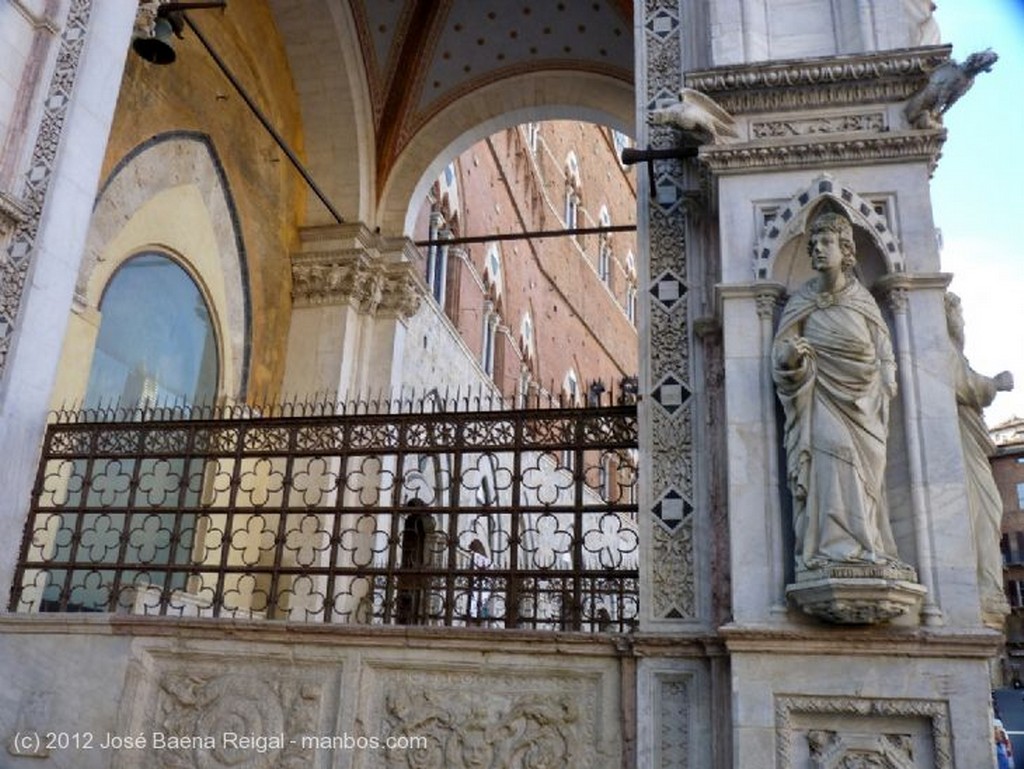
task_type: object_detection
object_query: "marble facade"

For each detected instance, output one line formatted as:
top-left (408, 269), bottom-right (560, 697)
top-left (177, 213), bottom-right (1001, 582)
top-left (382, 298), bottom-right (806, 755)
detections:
top-left (0, 1), bottom-right (1007, 767)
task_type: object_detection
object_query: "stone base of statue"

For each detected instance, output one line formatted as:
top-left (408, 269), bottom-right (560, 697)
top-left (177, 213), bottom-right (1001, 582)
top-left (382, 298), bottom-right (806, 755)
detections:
top-left (786, 562), bottom-right (926, 625)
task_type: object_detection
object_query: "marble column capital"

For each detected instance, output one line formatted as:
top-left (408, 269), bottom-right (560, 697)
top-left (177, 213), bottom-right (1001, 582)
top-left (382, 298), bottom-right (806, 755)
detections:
top-left (290, 223), bottom-right (425, 319)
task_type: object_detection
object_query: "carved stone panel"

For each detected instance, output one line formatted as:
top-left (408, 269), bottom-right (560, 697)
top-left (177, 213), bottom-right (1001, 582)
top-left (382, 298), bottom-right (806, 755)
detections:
top-left (775, 696), bottom-right (951, 769)
top-left (115, 650), bottom-right (335, 769)
top-left (362, 664), bottom-right (617, 769)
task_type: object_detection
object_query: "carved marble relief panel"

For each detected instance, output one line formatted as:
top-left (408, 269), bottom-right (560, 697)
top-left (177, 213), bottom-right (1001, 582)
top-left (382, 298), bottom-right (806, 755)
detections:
top-left (640, 0), bottom-right (699, 623)
top-left (114, 650), bottom-right (336, 769)
top-left (775, 696), bottom-right (951, 769)
top-left (362, 664), bottom-right (617, 769)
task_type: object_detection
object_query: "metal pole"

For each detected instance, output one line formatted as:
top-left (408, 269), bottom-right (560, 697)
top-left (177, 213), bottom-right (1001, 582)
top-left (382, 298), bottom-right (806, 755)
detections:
top-left (182, 14), bottom-right (346, 224)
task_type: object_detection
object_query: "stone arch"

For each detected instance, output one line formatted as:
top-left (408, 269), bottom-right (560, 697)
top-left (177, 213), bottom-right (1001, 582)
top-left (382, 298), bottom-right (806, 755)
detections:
top-left (755, 173), bottom-right (904, 288)
top-left (72, 132), bottom-right (250, 401)
top-left (271, 0), bottom-right (374, 225)
top-left (382, 71), bottom-right (634, 236)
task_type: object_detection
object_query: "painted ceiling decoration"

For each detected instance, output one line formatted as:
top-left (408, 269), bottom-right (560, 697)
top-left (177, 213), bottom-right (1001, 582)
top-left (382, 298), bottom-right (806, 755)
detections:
top-left (348, 0), bottom-right (634, 184)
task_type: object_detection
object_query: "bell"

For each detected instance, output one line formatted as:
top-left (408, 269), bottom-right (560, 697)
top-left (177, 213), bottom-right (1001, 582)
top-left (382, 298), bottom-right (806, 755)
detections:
top-left (132, 17), bottom-right (177, 65)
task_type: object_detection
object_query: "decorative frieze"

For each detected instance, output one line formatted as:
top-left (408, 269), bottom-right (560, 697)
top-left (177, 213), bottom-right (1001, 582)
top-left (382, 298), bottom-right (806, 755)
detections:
top-left (115, 653), bottom-right (331, 769)
top-left (750, 112), bottom-right (886, 139)
top-left (685, 47), bottom-right (951, 115)
top-left (699, 130), bottom-right (946, 175)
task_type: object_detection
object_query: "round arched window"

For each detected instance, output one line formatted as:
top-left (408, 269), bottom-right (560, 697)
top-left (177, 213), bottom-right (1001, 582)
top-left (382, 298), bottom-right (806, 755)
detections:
top-left (84, 252), bottom-right (218, 409)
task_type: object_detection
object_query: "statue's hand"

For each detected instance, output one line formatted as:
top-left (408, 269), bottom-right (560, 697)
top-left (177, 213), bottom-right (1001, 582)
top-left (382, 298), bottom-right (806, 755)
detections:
top-left (781, 337), bottom-right (813, 369)
top-left (995, 371), bottom-right (1015, 392)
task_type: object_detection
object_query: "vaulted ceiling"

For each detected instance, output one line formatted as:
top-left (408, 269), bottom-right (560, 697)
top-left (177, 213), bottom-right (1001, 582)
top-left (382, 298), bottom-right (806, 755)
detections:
top-left (350, 0), bottom-right (633, 175)
top-left (269, 0), bottom-right (635, 232)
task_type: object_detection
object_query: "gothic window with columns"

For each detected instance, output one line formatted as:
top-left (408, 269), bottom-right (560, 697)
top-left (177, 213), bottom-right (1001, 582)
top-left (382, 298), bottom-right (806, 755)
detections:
top-left (426, 164), bottom-right (461, 311)
top-left (482, 244), bottom-right (504, 381)
top-left (625, 250), bottom-right (637, 325)
top-left (597, 206), bottom-right (612, 285)
top-left (564, 153), bottom-right (581, 232)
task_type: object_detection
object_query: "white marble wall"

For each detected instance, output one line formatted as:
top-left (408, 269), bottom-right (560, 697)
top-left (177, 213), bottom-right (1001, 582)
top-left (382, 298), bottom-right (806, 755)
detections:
top-left (0, 618), bottom-right (625, 769)
top-left (0, 0), bottom-right (135, 610)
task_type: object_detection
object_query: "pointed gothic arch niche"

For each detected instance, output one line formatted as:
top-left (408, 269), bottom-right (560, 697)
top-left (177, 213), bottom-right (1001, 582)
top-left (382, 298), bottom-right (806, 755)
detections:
top-left (756, 174), bottom-right (903, 292)
top-left (55, 132), bottom-right (251, 407)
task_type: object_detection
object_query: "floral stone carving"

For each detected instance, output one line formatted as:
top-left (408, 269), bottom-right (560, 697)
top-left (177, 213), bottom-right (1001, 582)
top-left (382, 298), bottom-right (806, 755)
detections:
top-left (373, 669), bottom-right (606, 769)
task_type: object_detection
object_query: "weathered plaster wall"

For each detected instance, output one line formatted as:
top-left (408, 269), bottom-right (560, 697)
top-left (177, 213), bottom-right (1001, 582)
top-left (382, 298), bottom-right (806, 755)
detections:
top-left (98, 2), bottom-right (303, 398)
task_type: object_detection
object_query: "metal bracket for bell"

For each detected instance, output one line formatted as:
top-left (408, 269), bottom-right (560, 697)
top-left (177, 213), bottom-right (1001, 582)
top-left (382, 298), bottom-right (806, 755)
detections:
top-left (131, 2), bottom-right (226, 66)
top-left (132, 15), bottom-right (178, 65)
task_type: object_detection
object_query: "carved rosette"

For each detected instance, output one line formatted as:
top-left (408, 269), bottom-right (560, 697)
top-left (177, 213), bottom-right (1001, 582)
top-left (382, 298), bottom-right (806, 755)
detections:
top-left (371, 669), bottom-right (605, 769)
top-left (0, 0), bottom-right (91, 378)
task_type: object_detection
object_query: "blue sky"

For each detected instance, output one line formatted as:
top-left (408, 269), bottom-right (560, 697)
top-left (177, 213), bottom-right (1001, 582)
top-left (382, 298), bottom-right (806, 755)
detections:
top-left (931, 0), bottom-right (1024, 426)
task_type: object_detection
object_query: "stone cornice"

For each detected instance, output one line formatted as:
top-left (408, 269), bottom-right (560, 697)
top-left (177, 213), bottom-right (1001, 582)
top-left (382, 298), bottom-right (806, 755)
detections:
top-left (685, 46), bottom-right (951, 115)
top-left (698, 129), bottom-right (946, 174)
top-left (875, 271), bottom-right (952, 294)
top-left (719, 621), bottom-right (1003, 659)
top-left (291, 224), bottom-right (425, 318)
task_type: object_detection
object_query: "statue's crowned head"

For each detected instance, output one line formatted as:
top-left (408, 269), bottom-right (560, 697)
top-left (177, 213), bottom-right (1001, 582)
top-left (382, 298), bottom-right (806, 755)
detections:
top-left (808, 210), bottom-right (856, 270)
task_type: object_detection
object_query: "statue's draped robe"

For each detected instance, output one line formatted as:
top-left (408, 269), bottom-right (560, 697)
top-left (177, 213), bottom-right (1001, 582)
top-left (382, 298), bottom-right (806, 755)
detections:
top-left (773, 278), bottom-right (898, 570)
top-left (951, 348), bottom-right (1006, 612)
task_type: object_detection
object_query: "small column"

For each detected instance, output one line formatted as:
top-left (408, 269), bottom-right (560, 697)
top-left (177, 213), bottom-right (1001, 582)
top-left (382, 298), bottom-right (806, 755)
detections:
top-left (755, 285), bottom-right (788, 611)
top-left (717, 282), bottom-right (786, 623)
top-left (878, 275), bottom-right (943, 626)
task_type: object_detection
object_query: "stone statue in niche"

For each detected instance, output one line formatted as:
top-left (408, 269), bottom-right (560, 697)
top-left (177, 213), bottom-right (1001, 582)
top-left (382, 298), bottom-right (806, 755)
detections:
top-left (774, 209), bottom-right (923, 623)
top-left (773, 210), bottom-right (900, 570)
top-left (945, 291), bottom-right (1015, 624)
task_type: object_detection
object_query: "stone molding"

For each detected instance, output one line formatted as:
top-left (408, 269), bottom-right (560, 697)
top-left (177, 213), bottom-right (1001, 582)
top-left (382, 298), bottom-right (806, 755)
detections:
top-left (719, 623), bottom-right (1003, 659)
top-left (684, 46), bottom-right (951, 115)
top-left (0, 191), bottom-right (30, 234)
top-left (698, 129), bottom-right (946, 175)
top-left (291, 224), bottom-right (424, 319)
top-left (774, 694), bottom-right (952, 769)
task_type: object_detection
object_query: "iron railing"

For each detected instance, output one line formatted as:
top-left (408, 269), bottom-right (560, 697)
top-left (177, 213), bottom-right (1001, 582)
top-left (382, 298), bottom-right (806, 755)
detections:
top-left (11, 397), bottom-right (639, 632)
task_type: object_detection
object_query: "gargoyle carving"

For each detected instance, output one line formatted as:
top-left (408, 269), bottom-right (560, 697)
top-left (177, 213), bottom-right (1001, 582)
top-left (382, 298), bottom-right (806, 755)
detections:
top-left (649, 88), bottom-right (738, 145)
top-left (904, 49), bottom-right (998, 129)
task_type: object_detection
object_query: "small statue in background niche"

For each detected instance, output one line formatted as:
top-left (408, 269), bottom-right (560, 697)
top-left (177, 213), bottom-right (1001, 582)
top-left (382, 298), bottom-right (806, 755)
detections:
top-left (772, 210), bottom-right (902, 575)
top-left (945, 291), bottom-right (1014, 623)
top-left (904, 49), bottom-right (998, 129)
